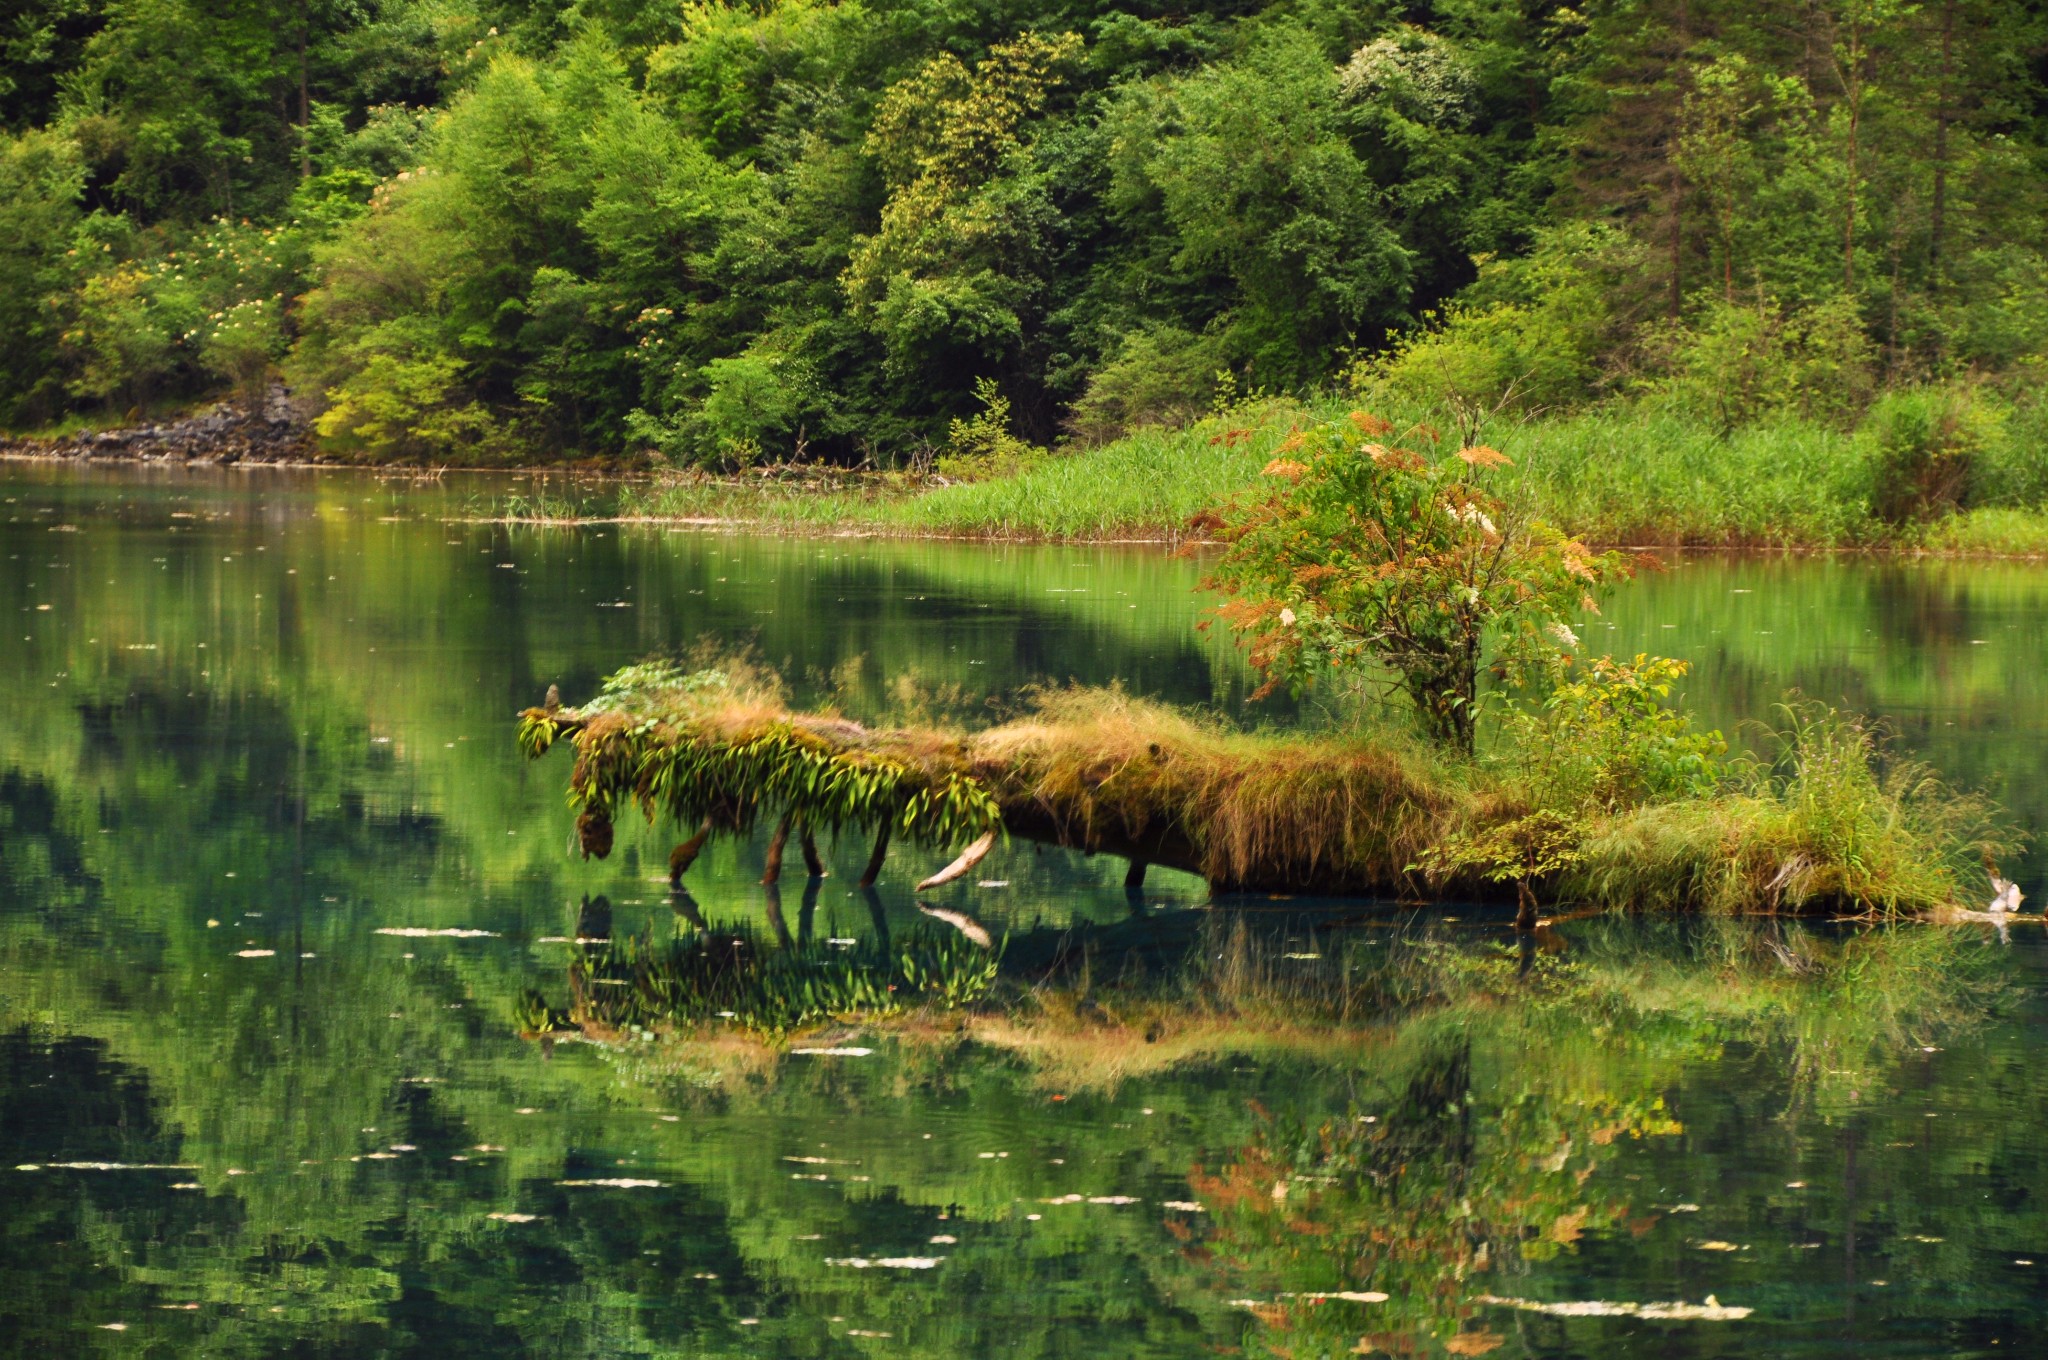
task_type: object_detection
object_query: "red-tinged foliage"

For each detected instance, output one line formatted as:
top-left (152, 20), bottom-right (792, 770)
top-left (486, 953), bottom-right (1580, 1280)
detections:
top-left (1186, 409), bottom-right (1631, 751)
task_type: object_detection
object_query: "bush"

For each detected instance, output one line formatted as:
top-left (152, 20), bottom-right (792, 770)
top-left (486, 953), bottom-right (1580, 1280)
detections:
top-left (1638, 292), bottom-right (1877, 429)
top-left (934, 378), bottom-right (1045, 480)
top-left (1190, 408), bottom-right (1633, 751)
top-left (1355, 223), bottom-right (1635, 421)
top-left (313, 348), bottom-right (502, 462)
top-left (198, 295), bottom-right (283, 412)
top-left (1066, 325), bottom-right (1227, 443)
top-left (1862, 384), bottom-right (2003, 523)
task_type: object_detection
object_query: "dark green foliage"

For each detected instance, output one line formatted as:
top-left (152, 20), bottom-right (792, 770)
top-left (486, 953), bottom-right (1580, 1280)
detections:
top-left (2, 0), bottom-right (2047, 469)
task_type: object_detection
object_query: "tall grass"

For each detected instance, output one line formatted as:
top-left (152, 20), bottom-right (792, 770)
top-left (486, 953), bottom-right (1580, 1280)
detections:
top-left (593, 393), bottom-right (2047, 550)
top-left (884, 401), bottom-right (1307, 540)
top-left (1494, 408), bottom-right (1879, 547)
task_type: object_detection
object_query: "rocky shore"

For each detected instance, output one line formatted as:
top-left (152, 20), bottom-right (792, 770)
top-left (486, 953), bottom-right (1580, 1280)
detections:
top-left (0, 386), bottom-right (324, 466)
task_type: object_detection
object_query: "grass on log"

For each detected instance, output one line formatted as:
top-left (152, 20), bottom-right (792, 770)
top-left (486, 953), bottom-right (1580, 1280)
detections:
top-left (520, 666), bottom-right (2010, 916)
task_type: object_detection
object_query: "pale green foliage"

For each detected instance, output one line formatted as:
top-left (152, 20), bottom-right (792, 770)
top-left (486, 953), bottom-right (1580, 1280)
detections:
top-left (1066, 325), bottom-right (1227, 443)
top-left (843, 31), bottom-right (1082, 378)
top-left (1338, 25), bottom-right (1477, 127)
top-left (1501, 654), bottom-right (1728, 812)
top-left (197, 295), bottom-right (283, 410)
top-left (314, 349), bottom-right (500, 462)
top-left (1359, 224), bottom-right (1636, 415)
top-left (1638, 292), bottom-right (1877, 429)
top-left (936, 378), bottom-right (1043, 480)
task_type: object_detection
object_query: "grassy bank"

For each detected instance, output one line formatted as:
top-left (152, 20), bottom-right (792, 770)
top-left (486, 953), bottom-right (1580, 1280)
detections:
top-left (607, 396), bottom-right (2048, 551)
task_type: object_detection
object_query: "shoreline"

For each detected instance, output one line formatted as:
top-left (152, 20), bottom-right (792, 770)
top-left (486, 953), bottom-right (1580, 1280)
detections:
top-left (8, 429), bottom-right (2048, 559)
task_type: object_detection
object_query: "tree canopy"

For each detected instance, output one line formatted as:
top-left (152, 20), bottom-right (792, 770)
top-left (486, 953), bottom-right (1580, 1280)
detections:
top-left (2, 0), bottom-right (2045, 462)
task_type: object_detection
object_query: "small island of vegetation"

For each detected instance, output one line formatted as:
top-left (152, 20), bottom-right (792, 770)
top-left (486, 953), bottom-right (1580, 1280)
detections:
top-left (520, 409), bottom-right (2016, 954)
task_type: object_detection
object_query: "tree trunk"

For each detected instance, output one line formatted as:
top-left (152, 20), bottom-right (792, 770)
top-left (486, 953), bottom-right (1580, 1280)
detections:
top-left (298, 3), bottom-right (312, 180)
top-left (1929, 0), bottom-right (1954, 288)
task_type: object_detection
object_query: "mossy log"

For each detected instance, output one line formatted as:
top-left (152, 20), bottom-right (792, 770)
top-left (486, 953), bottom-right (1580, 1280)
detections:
top-left (518, 684), bottom-right (1464, 897)
top-left (517, 670), bottom-right (1991, 917)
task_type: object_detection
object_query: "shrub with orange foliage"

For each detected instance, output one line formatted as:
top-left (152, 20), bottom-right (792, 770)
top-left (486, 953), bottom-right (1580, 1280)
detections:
top-left (1188, 409), bottom-right (1632, 752)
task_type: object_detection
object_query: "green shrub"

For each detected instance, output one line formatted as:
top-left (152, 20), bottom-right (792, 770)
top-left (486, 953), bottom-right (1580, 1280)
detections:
top-left (934, 377), bottom-right (1045, 481)
top-left (197, 295), bottom-right (283, 412)
top-left (1501, 654), bottom-right (1727, 812)
top-left (1355, 223), bottom-right (1635, 420)
top-left (1638, 292), bottom-right (1877, 430)
top-left (1066, 325), bottom-right (1228, 443)
top-left (313, 348), bottom-right (503, 463)
top-left (1862, 384), bottom-right (2003, 523)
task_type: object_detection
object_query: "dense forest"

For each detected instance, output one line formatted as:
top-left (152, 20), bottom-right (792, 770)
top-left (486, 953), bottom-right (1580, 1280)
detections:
top-left (2, 0), bottom-right (2045, 465)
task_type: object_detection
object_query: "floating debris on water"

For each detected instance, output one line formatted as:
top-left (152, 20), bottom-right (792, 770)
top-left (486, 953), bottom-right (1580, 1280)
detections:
top-left (826, 1256), bottom-right (944, 1269)
top-left (17, 1162), bottom-right (197, 1172)
top-left (557, 1178), bottom-right (662, 1188)
top-left (488, 1213), bottom-right (540, 1223)
top-left (791, 1047), bottom-right (874, 1057)
top-left (1477, 1294), bottom-right (1752, 1321)
top-left (374, 927), bottom-right (500, 938)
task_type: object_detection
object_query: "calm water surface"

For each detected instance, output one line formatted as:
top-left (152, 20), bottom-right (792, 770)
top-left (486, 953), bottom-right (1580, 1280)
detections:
top-left (3, 462), bottom-right (2047, 1358)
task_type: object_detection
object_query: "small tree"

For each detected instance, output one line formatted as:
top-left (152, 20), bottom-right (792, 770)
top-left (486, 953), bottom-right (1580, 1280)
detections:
top-left (199, 295), bottom-right (283, 413)
top-left (1190, 410), bottom-right (1632, 752)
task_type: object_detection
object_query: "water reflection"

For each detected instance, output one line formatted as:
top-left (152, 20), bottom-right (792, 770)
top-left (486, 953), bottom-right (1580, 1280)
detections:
top-left (5, 463), bottom-right (2048, 1355)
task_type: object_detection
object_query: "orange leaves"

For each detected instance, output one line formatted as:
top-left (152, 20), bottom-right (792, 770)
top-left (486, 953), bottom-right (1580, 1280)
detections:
top-left (1456, 445), bottom-right (1512, 468)
top-left (1443, 1331), bottom-right (1505, 1356)
top-left (1348, 410), bottom-right (1395, 436)
top-left (1545, 1206), bottom-right (1589, 1245)
top-left (1263, 457), bottom-right (1310, 481)
top-left (1363, 443), bottom-right (1427, 473)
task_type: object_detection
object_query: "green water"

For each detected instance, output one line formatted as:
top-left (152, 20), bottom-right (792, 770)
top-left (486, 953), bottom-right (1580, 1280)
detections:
top-left (4, 462), bottom-right (2048, 1358)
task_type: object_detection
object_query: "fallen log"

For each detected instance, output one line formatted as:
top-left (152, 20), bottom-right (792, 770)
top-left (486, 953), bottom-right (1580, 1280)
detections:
top-left (518, 671), bottom-right (1457, 897)
top-left (516, 663), bottom-right (1998, 917)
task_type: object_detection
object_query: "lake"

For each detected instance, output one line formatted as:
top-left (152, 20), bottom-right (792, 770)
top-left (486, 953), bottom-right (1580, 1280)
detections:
top-left (3, 460), bottom-right (2047, 1358)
